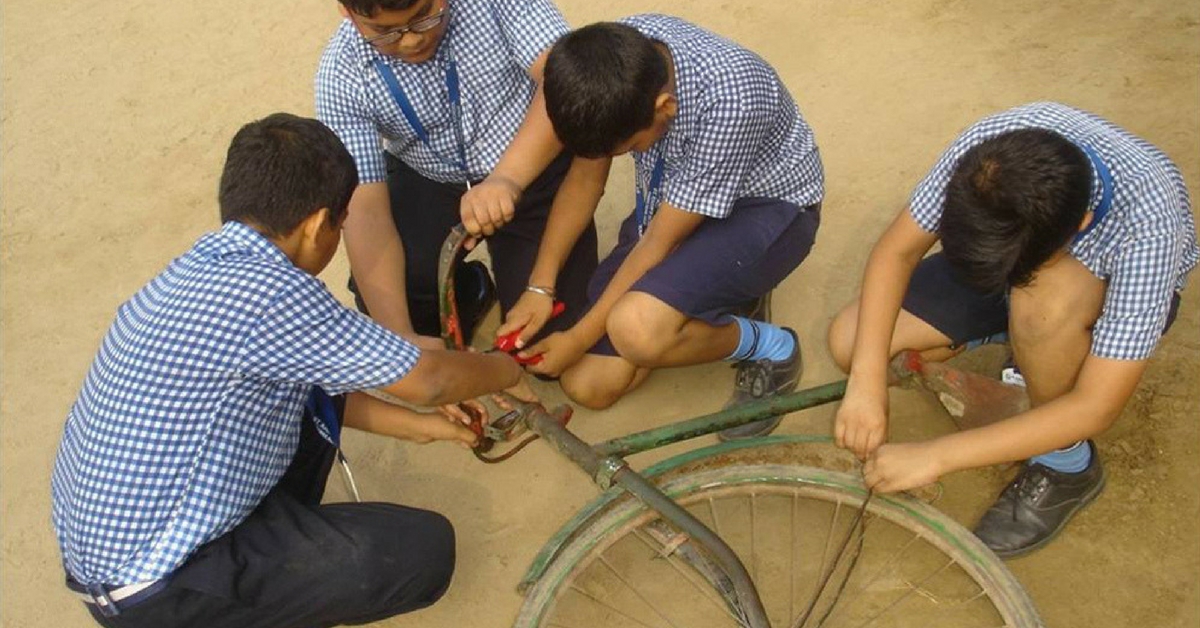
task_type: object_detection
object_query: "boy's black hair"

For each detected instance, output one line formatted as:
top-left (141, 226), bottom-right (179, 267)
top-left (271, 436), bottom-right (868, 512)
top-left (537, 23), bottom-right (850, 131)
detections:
top-left (544, 22), bottom-right (669, 157)
top-left (219, 113), bottom-right (358, 238)
top-left (339, 0), bottom-right (420, 18)
top-left (939, 129), bottom-right (1091, 294)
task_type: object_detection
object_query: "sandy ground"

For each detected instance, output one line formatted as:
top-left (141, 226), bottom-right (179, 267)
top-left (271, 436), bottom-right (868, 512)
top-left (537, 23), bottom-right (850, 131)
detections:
top-left (2, 0), bottom-right (1198, 626)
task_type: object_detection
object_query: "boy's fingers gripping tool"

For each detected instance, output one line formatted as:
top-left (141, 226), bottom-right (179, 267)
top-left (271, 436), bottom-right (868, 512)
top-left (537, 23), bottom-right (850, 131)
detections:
top-left (494, 301), bottom-right (566, 365)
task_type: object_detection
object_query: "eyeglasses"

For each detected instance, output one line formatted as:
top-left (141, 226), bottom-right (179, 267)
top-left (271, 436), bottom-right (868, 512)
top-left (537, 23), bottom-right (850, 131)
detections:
top-left (362, 5), bottom-right (448, 48)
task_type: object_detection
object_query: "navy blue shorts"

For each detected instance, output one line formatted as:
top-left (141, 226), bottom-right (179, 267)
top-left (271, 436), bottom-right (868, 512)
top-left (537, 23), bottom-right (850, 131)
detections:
top-left (902, 252), bottom-right (1181, 347)
top-left (587, 198), bottom-right (820, 356)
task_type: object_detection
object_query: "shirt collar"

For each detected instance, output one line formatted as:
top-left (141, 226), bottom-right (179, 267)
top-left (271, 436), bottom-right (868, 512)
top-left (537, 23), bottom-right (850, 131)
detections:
top-left (201, 221), bottom-right (294, 267)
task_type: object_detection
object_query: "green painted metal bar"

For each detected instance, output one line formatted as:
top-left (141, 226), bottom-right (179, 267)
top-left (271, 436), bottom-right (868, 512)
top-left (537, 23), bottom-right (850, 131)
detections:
top-left (594, 380), bottom-right (847, 459)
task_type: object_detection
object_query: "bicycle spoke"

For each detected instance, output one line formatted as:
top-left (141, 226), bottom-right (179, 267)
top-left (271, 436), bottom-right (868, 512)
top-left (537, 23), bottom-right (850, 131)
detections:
top-left (750, 491), bottom-right (758, 585)
top-left (849, 557), bottom-right (956, 628)
top-left (789, 491), bottom-right (798, 623)
top-left (798, 496), bottom-right (842, 623)
top-left (598, 555), bottom-right (686, 628)
top-left (630, 527), bottom-right (742, 623)
top-left (565, 583), bottom-right (660, 628)
top-left (832, 530), bottom-right (921, 611)
top-left (708, 496), bottom-right (725, 539)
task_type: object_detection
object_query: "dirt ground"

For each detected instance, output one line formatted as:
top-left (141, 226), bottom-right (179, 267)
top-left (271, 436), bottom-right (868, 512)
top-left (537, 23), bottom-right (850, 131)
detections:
top-left (2, 0), bottom-right (1198, 626)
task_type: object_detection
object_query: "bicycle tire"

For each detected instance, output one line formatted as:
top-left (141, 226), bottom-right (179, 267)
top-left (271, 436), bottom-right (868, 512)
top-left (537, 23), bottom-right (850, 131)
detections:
top-left (515, 462), bottom-right (1042, 628)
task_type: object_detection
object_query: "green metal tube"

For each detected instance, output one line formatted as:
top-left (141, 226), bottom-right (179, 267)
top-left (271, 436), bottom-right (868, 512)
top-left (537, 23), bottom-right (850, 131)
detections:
top-left (595, 379), bottom-right (847, 458)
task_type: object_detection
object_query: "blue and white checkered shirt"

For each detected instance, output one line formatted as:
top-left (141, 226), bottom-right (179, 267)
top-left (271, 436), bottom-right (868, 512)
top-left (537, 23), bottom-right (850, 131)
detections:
top-left (315, 0), bottom-right (568, 185)
top-left (51, 222), bottom-right (420, 587)
top-left (620, 15), bottom-right (824, 228)
top-left (910, 102), bottom-right (1199, 360)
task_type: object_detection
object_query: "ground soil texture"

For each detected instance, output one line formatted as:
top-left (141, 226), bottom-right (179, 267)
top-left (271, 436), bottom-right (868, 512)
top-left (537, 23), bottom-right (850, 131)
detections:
top-left (2, 1), bottom-right (1197, 626)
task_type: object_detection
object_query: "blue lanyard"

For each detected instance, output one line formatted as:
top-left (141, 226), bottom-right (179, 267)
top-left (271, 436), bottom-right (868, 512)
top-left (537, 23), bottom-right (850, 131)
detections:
top-left (306, 387), bottom-right (341, 447)
top-left (1074, 144), bottom-right (1113, 243)
top-left (635, 152), bottom-right (666, 233)
top-left (374, 57), bottom-right (471, 180)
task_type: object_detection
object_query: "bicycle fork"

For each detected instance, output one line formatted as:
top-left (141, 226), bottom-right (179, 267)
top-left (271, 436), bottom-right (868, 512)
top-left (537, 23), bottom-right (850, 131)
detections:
top-left (526, 407), bottom-right (772, 628)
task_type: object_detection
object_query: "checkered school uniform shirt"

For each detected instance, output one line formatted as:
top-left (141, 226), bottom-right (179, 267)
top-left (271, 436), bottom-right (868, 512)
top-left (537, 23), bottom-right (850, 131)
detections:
top-left (315, 0), bottom-right (568, 185)
top-left (620, 15), bottom-right (824, 230)
top-left (51, 222), bottom-right (420, 587)
top-left (910, 101), bottom-right (1199, 360)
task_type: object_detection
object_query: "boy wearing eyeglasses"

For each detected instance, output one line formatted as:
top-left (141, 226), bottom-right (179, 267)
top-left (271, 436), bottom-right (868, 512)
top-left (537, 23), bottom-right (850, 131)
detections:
top-left (828, 102), bottom-right (1197, 557)
top-left (315, 0), bottom-right (598, 355)
top-left (495, 18), bottom-right (824, 439)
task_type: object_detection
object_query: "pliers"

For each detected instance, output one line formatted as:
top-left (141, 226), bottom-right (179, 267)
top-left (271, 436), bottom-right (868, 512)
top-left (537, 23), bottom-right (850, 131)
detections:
top-left (493, 301), bottom-right (566, 365)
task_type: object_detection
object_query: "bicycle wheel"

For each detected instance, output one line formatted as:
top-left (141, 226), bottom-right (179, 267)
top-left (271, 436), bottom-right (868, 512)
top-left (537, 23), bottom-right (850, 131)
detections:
top-left (515, 463), bottom-right (1041, 628)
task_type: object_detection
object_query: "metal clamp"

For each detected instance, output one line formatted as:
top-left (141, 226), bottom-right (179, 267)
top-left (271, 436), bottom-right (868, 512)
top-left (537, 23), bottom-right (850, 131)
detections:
top-left (594, 457), bottom-right (626, 490)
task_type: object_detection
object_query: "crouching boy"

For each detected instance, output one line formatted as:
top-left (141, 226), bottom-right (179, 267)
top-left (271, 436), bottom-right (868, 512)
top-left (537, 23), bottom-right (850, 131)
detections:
top-left (499, 17), bottom-right (824, 440)
top-left (829, 102), bottom-right (1198, 557)
top-left (52, 113), bottom-right (530, 627)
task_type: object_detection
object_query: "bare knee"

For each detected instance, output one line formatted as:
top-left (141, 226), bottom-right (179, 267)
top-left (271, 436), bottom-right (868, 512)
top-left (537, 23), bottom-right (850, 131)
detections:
top-left (606, 294), bottom-right (677, 366)
top-left (1009, 294), bottom-right (1096, 348)
top-left (561, 369), bottom-right (622, 410)
top-left (827, 302), bottom-right (860, 373)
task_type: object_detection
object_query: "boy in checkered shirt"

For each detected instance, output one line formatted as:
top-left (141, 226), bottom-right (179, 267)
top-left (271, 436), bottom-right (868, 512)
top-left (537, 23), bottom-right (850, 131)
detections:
top-left (828, 102), bottom-right (1198, 557)
top-left (52, 114), bottom-right (530, 628)
top-left (496, 17), bottom-right (825, 440)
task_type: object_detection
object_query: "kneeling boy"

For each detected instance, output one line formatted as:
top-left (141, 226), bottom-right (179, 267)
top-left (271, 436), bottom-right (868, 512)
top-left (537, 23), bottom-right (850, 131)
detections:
top-left (498, 17), bottom-right (824, 440)
top-left (829, 102), bottom-right (1198, 557)
top-left (52, 114), bottom-right (530, 628)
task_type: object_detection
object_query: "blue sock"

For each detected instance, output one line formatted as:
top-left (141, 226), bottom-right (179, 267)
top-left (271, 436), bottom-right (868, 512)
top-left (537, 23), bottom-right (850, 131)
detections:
top-left (1032, 441), bottom-right (1092, 473)
top-left (726, 317), bottom-right (795, 362)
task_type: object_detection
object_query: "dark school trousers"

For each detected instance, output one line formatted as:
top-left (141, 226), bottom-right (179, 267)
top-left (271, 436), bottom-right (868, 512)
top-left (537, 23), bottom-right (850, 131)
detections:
top-left (80, 408), bottom-right (455, 628)
top-left (350, 151), bottom-right (599, 338)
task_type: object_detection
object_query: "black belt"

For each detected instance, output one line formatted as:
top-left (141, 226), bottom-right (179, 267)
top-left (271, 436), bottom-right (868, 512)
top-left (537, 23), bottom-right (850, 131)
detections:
top-left (66, 576), bottom-right (168, 618)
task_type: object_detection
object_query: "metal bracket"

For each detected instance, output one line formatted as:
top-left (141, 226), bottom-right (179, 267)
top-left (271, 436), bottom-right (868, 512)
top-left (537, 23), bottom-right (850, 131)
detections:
top-left (594, 457), bottom-right (626, 490)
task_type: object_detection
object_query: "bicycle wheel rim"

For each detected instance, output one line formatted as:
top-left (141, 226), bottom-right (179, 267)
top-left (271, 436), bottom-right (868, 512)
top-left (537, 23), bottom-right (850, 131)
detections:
top-left (515, 464), bottom-right (1041, 628)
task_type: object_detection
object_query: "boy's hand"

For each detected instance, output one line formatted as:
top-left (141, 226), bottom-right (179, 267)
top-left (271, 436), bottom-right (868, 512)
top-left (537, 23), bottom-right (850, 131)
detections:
top-left (393, 411), bottom-right (480, 448)
top-left (495, 374), bottom-right (540, 409)
top-left (522, 331), bottom-right (587, 378)
top-left (436, 398), bottom-right (487, 428)
top-left (863, 441), bottom-right (945, 493)
top-left (835, 380), bottom-right (889, 460)
top-left (495, 291), bottom-right (556, 350)
top-left (461, 175), bottom-right (522, 238)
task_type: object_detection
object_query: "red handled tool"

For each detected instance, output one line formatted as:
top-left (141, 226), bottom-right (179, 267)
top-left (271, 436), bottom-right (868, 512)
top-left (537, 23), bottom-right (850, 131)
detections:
top-left (494, 301), bottom-right (566, 365)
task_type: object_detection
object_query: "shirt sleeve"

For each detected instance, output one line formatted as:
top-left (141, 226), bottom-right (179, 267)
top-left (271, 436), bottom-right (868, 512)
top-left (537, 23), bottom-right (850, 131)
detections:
top-left (315, 30), bottom-right (389, 185)
top-left (489, 0), bottom-right (569, 70)
top-left (240, 276), bottom-right (420, 394)
top-left (1090, 223), bottom-right (1188, 361)
top-left (666, 91), bottom-right (775, 219)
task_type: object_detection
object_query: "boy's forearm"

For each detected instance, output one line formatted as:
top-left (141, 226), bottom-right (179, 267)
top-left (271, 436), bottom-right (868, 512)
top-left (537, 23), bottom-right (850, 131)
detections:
top-left (343, 183), bottom-right (416, 336)
top-left (527, 157), bottom-right (609, 288)
top-left (850, 212), bottom-right (936, 382)
top-left (489, 87), bottom-right (563, 190)
top-left (381, 350), bottom-right (522, 407)
top-left (343, 391), bottom-right (422, 439)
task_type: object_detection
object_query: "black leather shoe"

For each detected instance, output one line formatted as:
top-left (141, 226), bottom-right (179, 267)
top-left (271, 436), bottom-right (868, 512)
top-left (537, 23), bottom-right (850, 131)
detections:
top-left (718, 328), bottom-right (802, 441)
top-left (972, 442), bottom-right (1105, 558)
top-left (454, 260), bottom-right (496, 345)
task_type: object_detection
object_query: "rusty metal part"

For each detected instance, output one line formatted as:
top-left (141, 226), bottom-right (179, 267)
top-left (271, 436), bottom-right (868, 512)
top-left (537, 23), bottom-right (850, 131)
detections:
top-left (437, 223), bottom-right (472, 351)
top-left (889, 350), bottom-right (1030, 430)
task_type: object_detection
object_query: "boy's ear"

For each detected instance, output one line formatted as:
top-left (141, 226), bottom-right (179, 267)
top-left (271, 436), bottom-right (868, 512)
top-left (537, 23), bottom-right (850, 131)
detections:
top-left (299, 207), bottom-right (333, 244)
top-left (1078, 210), bottom-right (1094, 233)
top-left (654, 92), bottom-right (678, 121)
top-left (337, 2), bottom-right (351, 18)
